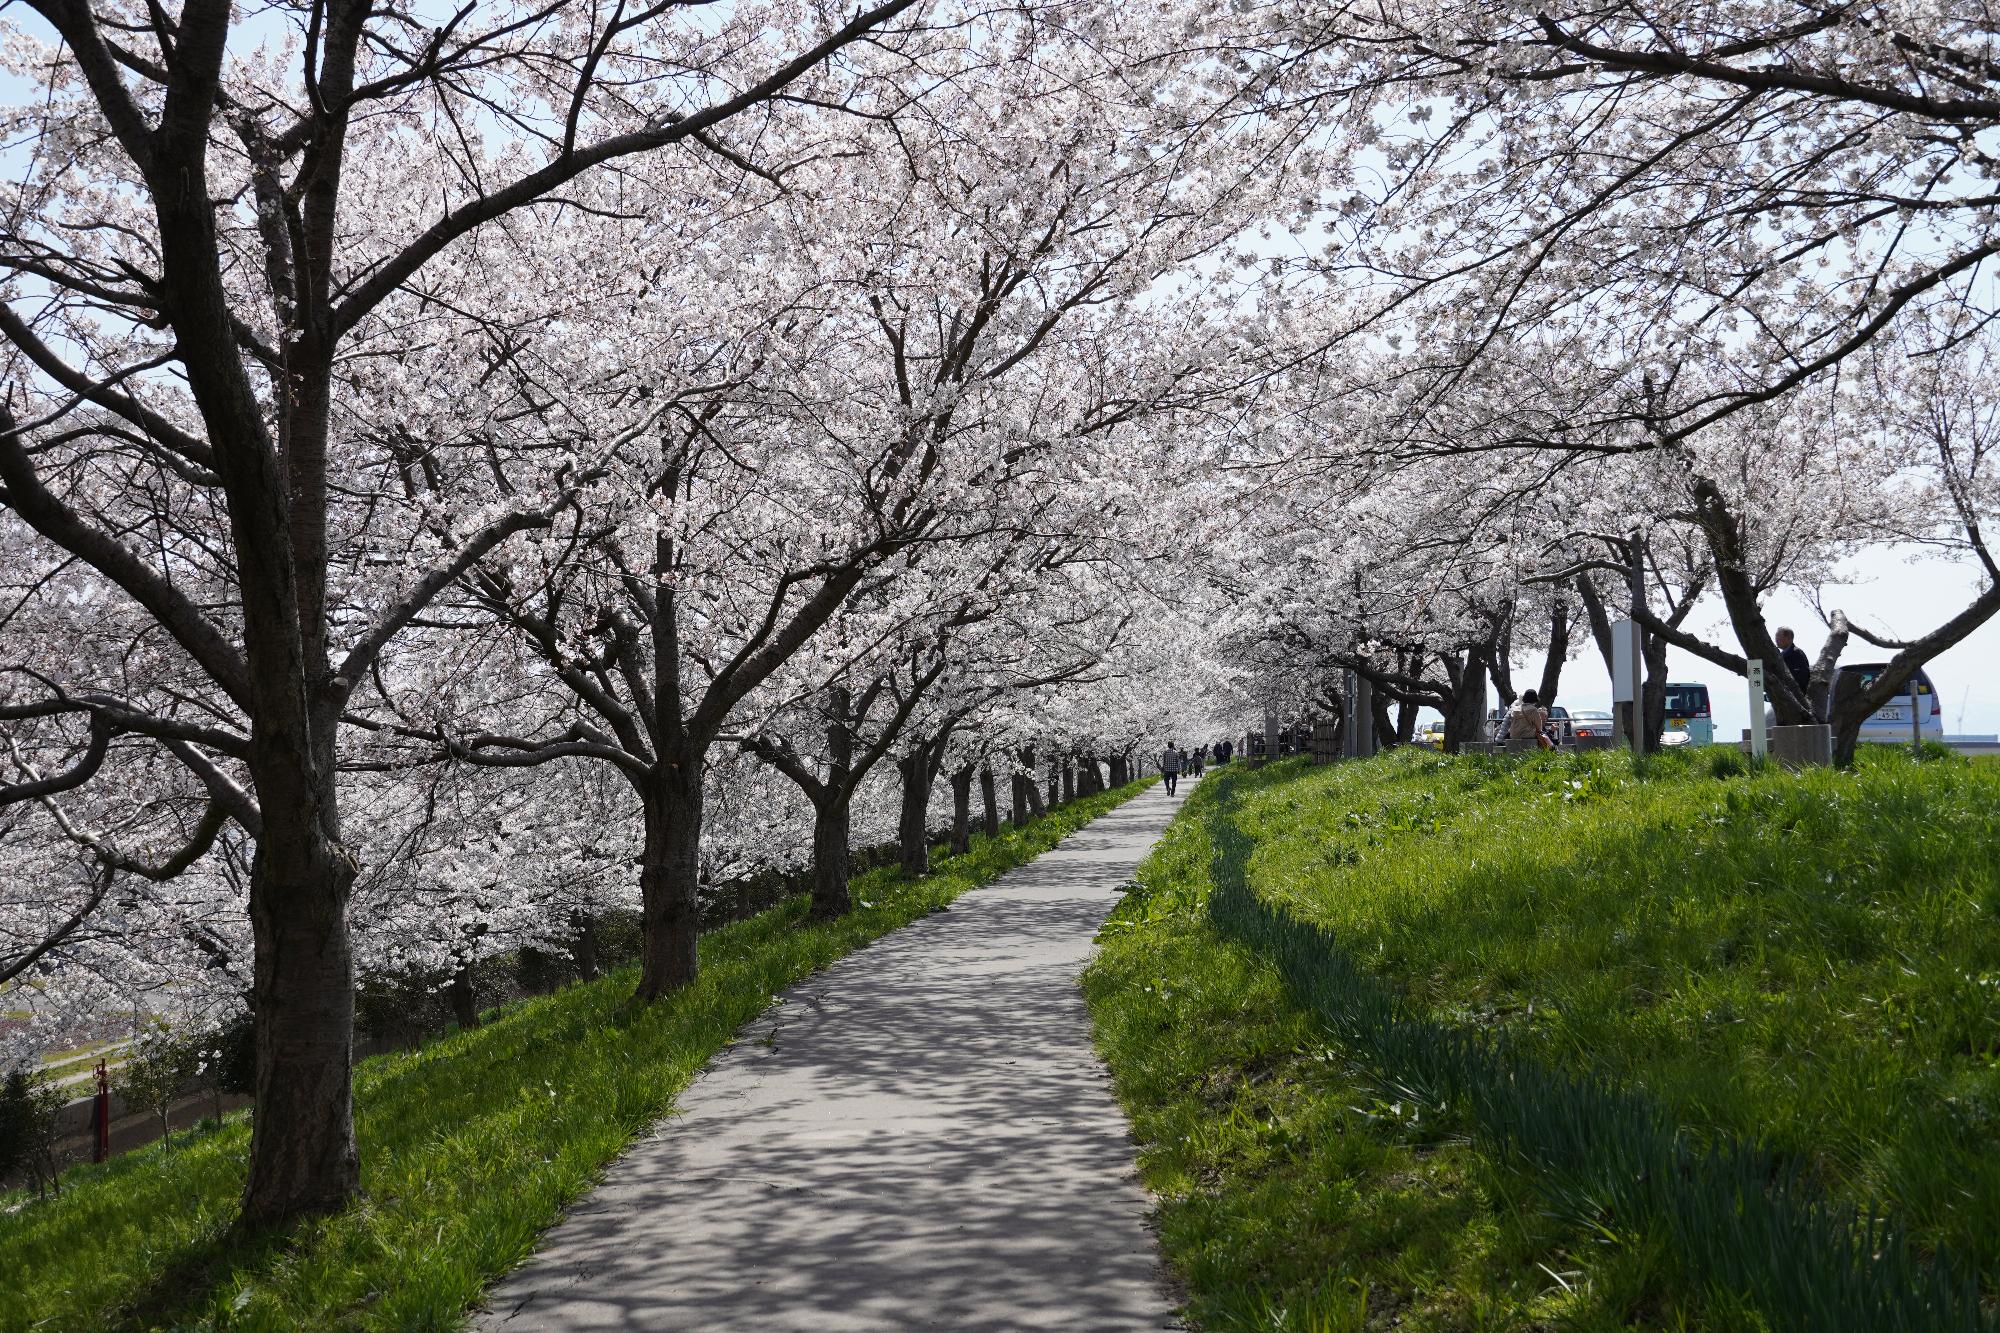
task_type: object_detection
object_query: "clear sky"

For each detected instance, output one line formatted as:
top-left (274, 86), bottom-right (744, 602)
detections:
top-left (1513, 545), bottom-right (1999, 738)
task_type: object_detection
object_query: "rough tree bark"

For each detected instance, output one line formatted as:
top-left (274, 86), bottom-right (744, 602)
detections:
top-left (813, 798), bottom-right (853, 919)
top-left (447, 964), bottom-right (480, 1031)
top-left (1021, 749), bottom-right (1046, 817)
top-left (569, 913), bottom-right (600, 981)
top-left (950, 764), bottom-right (975, 855)
top-left (633, 769), bottom-right (704, 1000)
top-left (1537, 602), bottom-right (1570, 708)
top-left (980, 766), bottom-right (1001, 837)
top-left (1441, 643), bottom-right (1495, 752)
top-left (898, 752), bottom-right (934, 879)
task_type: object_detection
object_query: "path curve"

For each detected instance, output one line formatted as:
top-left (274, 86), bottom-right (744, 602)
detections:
top-left (480, 781), bottom-right (1191, 1331)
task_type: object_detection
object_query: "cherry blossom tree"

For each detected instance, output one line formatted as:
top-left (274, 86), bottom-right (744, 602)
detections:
top-left (0, 0), bottom-right (932, 1224)
top-left (398, 7), bottom-right (1280, 1000)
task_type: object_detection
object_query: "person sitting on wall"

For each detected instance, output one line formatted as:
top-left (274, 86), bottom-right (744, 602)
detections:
top-left (1506, 689), bottom-right (1553, 750)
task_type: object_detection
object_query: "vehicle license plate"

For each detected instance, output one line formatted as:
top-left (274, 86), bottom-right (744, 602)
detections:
top-left (1879, 708), bottom-right (1905, 722)
top-left (1670, 719), bottom-right (1686, 730)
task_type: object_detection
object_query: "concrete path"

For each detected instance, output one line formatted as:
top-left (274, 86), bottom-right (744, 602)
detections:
top-left (480, 781), bottom-right (1193, 1332)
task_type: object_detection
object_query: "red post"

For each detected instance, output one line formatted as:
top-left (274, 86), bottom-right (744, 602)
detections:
top-left (92, 1059), bottom-right (110, 1163)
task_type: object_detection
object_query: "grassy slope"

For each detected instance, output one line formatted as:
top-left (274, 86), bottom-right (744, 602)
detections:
top-left (1088, 775), bottom-right (1690, 1332)
top-left (1087, 748), bottom-right (2000, 1329)
top-left (0, 781), bottom-right (1148, 1332)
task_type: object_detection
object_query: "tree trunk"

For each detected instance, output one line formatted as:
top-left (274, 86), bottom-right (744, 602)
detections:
top-left (1690, 480), bottom-right (1817, 724)
top-left (1488, 640), bottom-right (1516, 707)
top-left (633, 771), bottom-right (704, 1003)
top-left (898, 753), bottom-right (932, 879)
top-left (979, 766), bottom-right (1000, 837)
top-left (1643, 636), bottom-right (1670, 747)
top-left (950, 765), bottom-right (975, 855)
top-left (1021, 750), bottom-right (1046, 818)
top-left (1371, 691), bottom-right (1395, 750)
top-left (570, 912), bottom-right (599, 981)
top-left (241, 814), bottom-right (360, 1227)
top-left (1108, 754), bottom-right (1128, 786)
top-left (1537, 602), bottom-right (1570, 708)
top-left (448, 962), bottom-right (480, 1031)
top-left (811, 795), bottom-right (852, 919)
top-left (1832, 716), bottom-right (1865, 767)
top-left (1009, 772), bottom-right (1030, 828)
top-left (1061, 758), bottom-right (1075, 804)
top-left (1441, 645), bottom-right (1492, 752)
top-left (1395, 698), bottom-right (1418, 744)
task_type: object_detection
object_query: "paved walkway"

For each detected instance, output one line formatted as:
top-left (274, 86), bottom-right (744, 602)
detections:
top-left (480, 781), bottom-right (1192, 1331)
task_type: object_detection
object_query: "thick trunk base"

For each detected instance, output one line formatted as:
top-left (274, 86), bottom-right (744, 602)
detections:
top-left (811, 799), bottom-right (853, 920)
top-left (634, 781), bottom-right (703, 1003)
top-left (242, 835), bottom-right (360, 1229)
top-left (448, 965), bottom-right (480, 1030)
top-left (570, 913), bottom-right (599, 980)
top-left (950, 766), bottom-right (974, 855)
top-left (979, 768), bottom-right (1000, 837)
top-left (898, 755), bottom-right (932, 879)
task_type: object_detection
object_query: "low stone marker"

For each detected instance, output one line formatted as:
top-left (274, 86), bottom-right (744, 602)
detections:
top-left (1740, 723), bottom-right (1832, 768)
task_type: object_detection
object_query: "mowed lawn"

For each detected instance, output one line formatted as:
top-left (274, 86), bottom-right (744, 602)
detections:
top-left (0, 781), bottom-right (1149, 1332)
top-left (1087, 748), bottom-right (2000, 1330)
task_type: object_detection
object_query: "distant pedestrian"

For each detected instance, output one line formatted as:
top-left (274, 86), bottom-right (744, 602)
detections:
top-left (1506, 689), bottom-right (1553, 750)
top-left (1160, 742), bottom-right (1183, 795)
top-left (1775, 626), bottom-right (1812, 708)
top-left (1187, 744), bottom-right (1205, 776)
top-left (1215, 740), bottom-right (1229, 765)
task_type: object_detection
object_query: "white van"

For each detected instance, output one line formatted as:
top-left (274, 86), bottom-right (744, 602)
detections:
top-left (1833, 663), bottom-right (1944, 742)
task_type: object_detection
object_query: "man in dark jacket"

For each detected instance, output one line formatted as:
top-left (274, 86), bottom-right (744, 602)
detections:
top-left (1775, 627), bottom-right (1813, 710)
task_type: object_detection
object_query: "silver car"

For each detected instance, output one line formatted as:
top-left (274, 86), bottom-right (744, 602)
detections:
top-left (1835, 663), bottom-right (1944, 743)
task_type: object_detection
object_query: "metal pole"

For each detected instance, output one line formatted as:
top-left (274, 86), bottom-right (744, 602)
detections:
top-left (1628, 533), bottom-right (1647, 756)
top-left (1912, 672), bottom-right (1924, 760)
top-left (1748, 661), bottom-right (1768, 762)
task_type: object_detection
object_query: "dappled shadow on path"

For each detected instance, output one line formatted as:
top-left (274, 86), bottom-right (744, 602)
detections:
top-left (479, 786), bottom-right (1186, 1332)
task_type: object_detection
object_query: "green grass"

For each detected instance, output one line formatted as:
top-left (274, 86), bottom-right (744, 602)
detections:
top-left (1086, 775), bottom-right (1698, 1331)
top-left (1087, 748), bottom-right (2000, 1328)
top-left (0, 781), bottom-right (1149, 1332)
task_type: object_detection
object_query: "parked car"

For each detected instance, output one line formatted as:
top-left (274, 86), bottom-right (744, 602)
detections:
top-left (1833, 663), bottom-right (1944, 743)
top-left (1546, 705), bottom-right (1572, 743)
top-left (1569, 709), bottom-right (1615, 742)
top-left (1663, 682), bottom-right (1714, 745)
top-left (1415, 720), bottom-right (1447, 749)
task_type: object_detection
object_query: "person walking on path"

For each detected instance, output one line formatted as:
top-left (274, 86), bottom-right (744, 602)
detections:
top-left (1506, 689), bottom-right (1553, 750)
top-left (1775, 627), bottom-right (1814, 713)
top-left (1159, 742), bottom-right (1183, 794)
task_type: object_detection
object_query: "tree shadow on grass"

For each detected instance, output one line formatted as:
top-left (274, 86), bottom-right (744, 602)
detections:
top-left (111, 1210), bottom-right (301, 1331)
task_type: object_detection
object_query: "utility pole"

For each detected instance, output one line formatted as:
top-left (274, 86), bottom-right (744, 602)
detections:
top-left (1625, 533), bottom-right (1647, 754)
